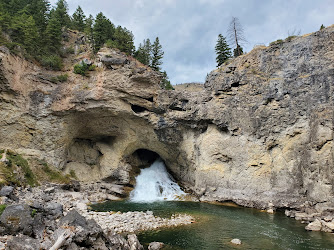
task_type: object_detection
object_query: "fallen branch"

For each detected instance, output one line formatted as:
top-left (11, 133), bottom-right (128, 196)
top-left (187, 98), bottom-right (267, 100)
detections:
top-left (49, 229), bottom-right (73, 250)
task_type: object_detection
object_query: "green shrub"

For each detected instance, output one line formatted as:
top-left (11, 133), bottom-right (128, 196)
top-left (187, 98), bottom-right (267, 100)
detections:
top-left (269, 39), bottom-right (283, 46)
top-left (74, 62), bottom-right (89, 76)
top-left (0, 205), bottom-right (6, 216)
top-left (285, 35), bottom-right (296, 42)
top-left (88, 64), bottom-right (96, 71)
top-left (40, 55), bottom-right (62, 70)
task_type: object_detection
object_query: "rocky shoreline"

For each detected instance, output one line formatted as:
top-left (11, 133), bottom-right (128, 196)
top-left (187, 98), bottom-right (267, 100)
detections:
top-left (1, 179), bottom-right (334, 249)
top-left (0, 181), bottom-right (194, 249)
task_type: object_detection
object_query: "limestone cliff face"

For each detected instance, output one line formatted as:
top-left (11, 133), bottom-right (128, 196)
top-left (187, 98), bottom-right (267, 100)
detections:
top-left (0, 26), bottom-right (334, 210)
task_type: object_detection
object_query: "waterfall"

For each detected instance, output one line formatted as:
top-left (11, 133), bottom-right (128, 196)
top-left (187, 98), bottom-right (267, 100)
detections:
top-left (129, 159), bottom-right (186, 202)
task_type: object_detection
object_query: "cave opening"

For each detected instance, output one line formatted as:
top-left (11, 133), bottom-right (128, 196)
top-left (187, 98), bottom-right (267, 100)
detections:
top-left (131, 104), bottom-right (148, 113)
top-left (128, 149), bottom-right (160, 168)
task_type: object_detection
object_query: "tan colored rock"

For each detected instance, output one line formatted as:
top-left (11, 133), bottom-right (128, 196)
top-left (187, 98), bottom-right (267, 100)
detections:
top-left (1, 26), bottom-right (334, 212)
top-left (305, 220), bottom-right (322, 231)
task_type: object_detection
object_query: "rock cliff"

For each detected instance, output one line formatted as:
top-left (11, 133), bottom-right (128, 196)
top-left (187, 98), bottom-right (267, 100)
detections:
top-left (0, 26), bottom-right (334, 212)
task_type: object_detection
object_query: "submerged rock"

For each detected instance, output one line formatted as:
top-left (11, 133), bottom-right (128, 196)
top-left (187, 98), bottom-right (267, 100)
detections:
top-left (148, 241), bottom-right (164, 250)
top-left (231, 238), bottom-right (242, 245)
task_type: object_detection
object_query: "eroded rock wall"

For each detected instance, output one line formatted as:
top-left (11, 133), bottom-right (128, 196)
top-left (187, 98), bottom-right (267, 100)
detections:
top-left (0, 26), bottom-right (334, 210)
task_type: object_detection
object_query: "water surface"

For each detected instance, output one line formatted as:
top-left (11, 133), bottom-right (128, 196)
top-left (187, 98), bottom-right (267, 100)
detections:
top-left (92, 201), bottom-right (334, 249)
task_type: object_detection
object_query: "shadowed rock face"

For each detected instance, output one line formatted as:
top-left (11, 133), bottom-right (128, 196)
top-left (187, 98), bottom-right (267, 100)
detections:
top-left (0, 26), bottom-right (334, 210)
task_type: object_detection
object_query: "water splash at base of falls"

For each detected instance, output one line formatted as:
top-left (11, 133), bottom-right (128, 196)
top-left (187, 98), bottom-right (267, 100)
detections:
top-left (129, 159), bottom-right (186, 202)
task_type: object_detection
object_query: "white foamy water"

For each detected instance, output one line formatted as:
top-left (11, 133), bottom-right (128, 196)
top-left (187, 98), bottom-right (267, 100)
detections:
top-left (130, 159), bottom-right (186, 202)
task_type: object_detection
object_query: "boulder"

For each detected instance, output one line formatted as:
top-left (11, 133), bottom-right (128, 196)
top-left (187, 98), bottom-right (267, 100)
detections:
top-left (61, 180), bottom-right (81, 192)
top-left (108, 233), bottom-right (131, 249)
top-left (148, 241), bottom-right (164, 250)
top-left (0, 204), bottom-right (34, 236)
top-left (101, 56), bottom-right (129, 67)
top-left (127, 234), bottom-right (143, 250)
top-left (305, 219), bottom-right (322, 231)
top-left (44, 202), bottom-right (63, 219)
top-left (6, 235), bottom-right (41, 250)
top-left (321, 221), bottom-right (334, 232)
top-left (81, 58), bottom-right (92, 66)
top-left (59, 209), bottom-right (112, 248)
top-left (0, 186), bottom-right (17, 201)
top-left (231, 238), bottom-right (242, 245)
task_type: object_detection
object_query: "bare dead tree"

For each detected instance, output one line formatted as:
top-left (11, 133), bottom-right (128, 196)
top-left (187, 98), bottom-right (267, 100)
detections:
top-left (287, 28), bottom-right (301, 37)
top-left (227, 17), bottom-right (247, 57)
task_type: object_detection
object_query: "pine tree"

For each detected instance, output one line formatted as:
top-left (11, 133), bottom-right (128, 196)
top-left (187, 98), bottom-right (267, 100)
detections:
top-left (84, 14), bottom-right (94, 42)
top-left (9, 11), bottom-right (28, 44)
top-left (93, 12), bottom-right (114, 52)
top-left (45, 14), bottom-right (62, 53)
top-left (160, 71), bottom-right (173, 90)
top-left (26, 0), bottom-right (50, 33)
top-left (215, 34), bottom-right (231, 67)
top-left (23, 16), bottom-right (39, 54)
top-left (151, 37), bottom-right (164, 71)
top-left (72, 6), bottom-right (86, 32)
top-left (107, 26), bottom-right (134, 55)
top-left (0, 4), bottom-right (11, 31)
top-left (320, 24), bottom-right (325, 30)
top-left (135, 39), bottom-right (151, 66)
top-left (54, 0), bottom-right (70, 28)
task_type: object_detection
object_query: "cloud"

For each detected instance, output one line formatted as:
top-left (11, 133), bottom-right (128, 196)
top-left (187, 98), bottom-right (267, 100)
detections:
top-left (50, 0), bottom-right (334, 84)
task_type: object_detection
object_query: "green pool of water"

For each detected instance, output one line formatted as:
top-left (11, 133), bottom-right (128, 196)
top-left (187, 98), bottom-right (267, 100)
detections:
top-left (92, 201), bottom-right (334, 249)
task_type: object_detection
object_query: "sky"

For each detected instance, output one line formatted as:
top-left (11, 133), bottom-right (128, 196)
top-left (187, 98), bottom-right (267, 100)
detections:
top-left (50, 0), bottom-right (334, 84)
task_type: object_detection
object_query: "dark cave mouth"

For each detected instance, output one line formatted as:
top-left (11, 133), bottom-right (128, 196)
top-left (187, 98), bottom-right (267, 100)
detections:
top-left (131, 149), bottom-right (160, 167)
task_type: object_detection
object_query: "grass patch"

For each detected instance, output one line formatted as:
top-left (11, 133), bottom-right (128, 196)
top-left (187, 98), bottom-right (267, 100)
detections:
top-left (42, 163), bottom-right (71, 183)
top-left (50, 74), bottom-right (68, 83)
top-left (7, 152), bottom-right (39, 187)
top-left (0, 162), bottom-right (20, 186)
top-left (69, 170), bottom-right (77, 179)
top-left (31, 209), bottom-right (37, 217)
top-left (0, 204), bottom-right (7, 216)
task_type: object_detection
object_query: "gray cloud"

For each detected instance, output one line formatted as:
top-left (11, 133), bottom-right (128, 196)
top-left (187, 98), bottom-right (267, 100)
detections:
top-left (50, 0), bottom-right (334, 84)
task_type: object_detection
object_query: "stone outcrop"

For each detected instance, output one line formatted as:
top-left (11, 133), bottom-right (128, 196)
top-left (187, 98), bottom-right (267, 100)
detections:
top-left (0, 25), bottom-right (334, 215)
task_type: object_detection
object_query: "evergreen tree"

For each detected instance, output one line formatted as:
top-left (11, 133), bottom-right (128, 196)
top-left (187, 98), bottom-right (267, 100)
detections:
top-left (54, 0), bottom-right (70, 28)
top-left (0, 4), bottom-right (11, 31)
top-left (320, 24), bottom-right (325, 30)
top-left (84, 14), bottom-right (94, 42)
top-left (160, 71), bottom-right (173, 90)
top-left (9, 11), bottom-right (28, 44)
top-left (135, 39), bottom-right (151, 65)
top-left (151, 37), bottom-right (164, 71)
top-left (215, 34), bottom-right (231, 67)
top-left (233, 45), bottom-right (243, 57)
top-left (107, 26), bottom-right (134, 55)
top-left (23, 15), bottom-right (39, 54)
top-left (93, 12), bottom-right (114, 52)
top-left (72, 6), bottom-right (86, 32)
top-left (45, 14), bottom-right (62, 53)
top-left (26, 0), bottom-right (50, 33)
